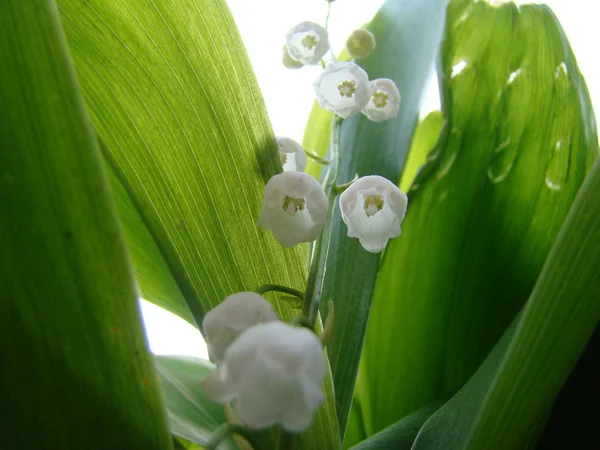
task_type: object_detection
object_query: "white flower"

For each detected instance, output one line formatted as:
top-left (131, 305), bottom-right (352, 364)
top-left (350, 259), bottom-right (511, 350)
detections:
top-left (339, 175), bottom-right (408, 253)
top-left (203, 322), bottom-right (326, 432)
top-left (362, 78), bottom-right (401, 122)
top-left (202, 292), bottom-right (279, 365)
top-left (313, 62), bottom-right (371, 118)
top-left (257, 172), bottom-right (328, 247)
top-left (346, 29), bottom-right (376, 59)
top-left (285, 22), bottom-right (329, 65)
top-left (277, 137), bottom-right (307, 172)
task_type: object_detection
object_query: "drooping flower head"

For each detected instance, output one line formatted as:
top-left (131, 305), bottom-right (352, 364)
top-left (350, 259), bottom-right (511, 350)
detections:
top-left (277, 137), bottom-right (307, 172)
top-left (313, 62), bottom-right (371, 118)
top-left (285, 22), bottom-right (329, 66)
top-left (339, 175), bottom-right (408, 253)
top-left (258, 172), bottom-right (328, 247)
top-left (362, 78), bottom-right (401, 122)
top-left (202, 292), bottom-right (279, 365)
top-left (203, 322), bottom-right (326, 432)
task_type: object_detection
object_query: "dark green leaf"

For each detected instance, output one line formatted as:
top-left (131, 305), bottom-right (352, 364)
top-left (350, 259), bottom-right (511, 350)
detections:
top-left (0, 1), bottom-right (172, 448)
top-left (464, 159), bottom-right (600, 448)
top-left (359, 0), bottom-right (598, 436)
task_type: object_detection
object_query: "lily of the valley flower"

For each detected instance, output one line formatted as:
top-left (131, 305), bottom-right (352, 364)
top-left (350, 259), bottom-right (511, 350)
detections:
top-left (277, 137), bottom-right (307, 172)
top-left (362, 78), bottom-right (401, 122)
top-left (258, 172), bottom-right (328, 247)
top-left (203, 322), bottom-right (326, 432)
top-left (202, 292), bottom-right (279, 365)
top-left (345, 29), bottom-right (376, 59)
top-left (339, 175), bottom-right (408, 253)
top-left (313, 62), bottom-right (371, 118)
top-left (285, 22), bottom-right (329, 66)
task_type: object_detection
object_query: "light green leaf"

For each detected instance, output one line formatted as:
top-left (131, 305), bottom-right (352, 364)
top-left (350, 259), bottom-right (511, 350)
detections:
top-left (399, 111), bottom-right (444, 192)
top-left (303, 101), bottom-right (333, 181)
top-left (360, 0), bottom-right (598, 436)
top-left (464, 158), bottom-right (600, 448)
top-left (56, 0), bottom-right (340, 446)
top-left (306, 0), bottom-right (448, 435)
top-left (155, 356), bottom-right (237, 449)
top-left (107, 162), bottom-right (192, 324)
top-left (0, 1), bottom-right (171, 448)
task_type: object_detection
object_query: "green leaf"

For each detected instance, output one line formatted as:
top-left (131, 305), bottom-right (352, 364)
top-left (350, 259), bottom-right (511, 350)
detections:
top-left (308, 0), bottom-right (448, 435)
top-left (107, 162), bottom-right (192, 324)
top-left (56, 0), bottom-right (306, 325)
top-left (303, 101), bottom-right (333, 181)
top-left (0, 1), bottom-right (171, 448)
top-left (464, 158), bottom-right (600, 448)
top-left (412, 317), bottom-right (519, 449)
top-left (56, 0), bottom-right (340, 446)
top-left (155, 356), bottom-right (237, 449)
top-left (359, 0), bottom-right (598, 436)
top-left (399, 111), bottom-right (444, 193)
top-left (350, 398), bottom-right (446, 450)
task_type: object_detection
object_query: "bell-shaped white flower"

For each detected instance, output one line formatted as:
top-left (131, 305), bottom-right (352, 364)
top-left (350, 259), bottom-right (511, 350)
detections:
top-left (203, 322), bottom-right (326, 432)
top-left (202, 292), bottom-right (279, 365)
top-left (285, 22), bottom-right (329, 65)
top-left (339, 175), bottom-right (408, 253)
top-left (313, 62), bottom-right (371, 118)
top-left (277, 137), bottom-right (307, 172)
top-left (257, 172), bottom-right (328, 247)
top-left (362, 78), bottom-right (401, 122)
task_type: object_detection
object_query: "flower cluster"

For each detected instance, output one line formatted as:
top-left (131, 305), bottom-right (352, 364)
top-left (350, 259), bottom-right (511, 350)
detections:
top-left (203, 292), bottom-right (326, 432)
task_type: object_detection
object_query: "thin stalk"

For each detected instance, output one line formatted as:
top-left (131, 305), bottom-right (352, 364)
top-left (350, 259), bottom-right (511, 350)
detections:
top-left (303, 115), bottom-right (343, 325)
top-left (255, 284), bottom-right (304, 299)
top-left (206, 423), bottom-right (257, 450)
top-left (325, 1), bottom-right (332, 30)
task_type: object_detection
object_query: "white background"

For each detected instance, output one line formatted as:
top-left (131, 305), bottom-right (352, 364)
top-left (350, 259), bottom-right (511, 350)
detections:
top-left (141, 0), bottom-right (600, 359)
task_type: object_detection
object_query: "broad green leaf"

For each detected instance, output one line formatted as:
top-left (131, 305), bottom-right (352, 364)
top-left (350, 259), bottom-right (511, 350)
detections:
top-left (464, 159), bottom-right (600, 448)
top-left (350, 399), bottom-right (446, 450)
top-left (0, 1), bottom-right (171, 448)
top-left (343, 395), bottom-right (368, 449)
top-left (107, 163), bottom-right (192, 324)
top-left (399, 111), bottom-right (444, 192)
top-left (155, 355), bottom-right (237, 449)
top-left (360, 0), bottom-right (598, 436)
top-left (411, 317), bottom-right (519, 449)
top-left (56, 0), bottom-right (340, 446)
top-left (307, 0), bottom-right (448, 435)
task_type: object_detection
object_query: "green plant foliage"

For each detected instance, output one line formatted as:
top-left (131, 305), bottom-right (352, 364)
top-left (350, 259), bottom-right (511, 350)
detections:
top-left (56, 0), bottom-right (306, 327)
top-left (302, 0), bottom-right (448, 435)
top-left (350, 398), bottom-right (446, 450)
top-left (0, 1), bottom-right (172, 448)
top-left (359, 0), bottom-right (598, 436)
top-left (155, 356), bottom-right (237, 449)
top-left (464, 159), bottom-right (600, 448)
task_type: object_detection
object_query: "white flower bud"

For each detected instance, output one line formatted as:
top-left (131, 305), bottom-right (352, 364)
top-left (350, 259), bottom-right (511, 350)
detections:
top-left (257, 172), bottom-right (328, 247)
top-left (277, 137), bottom-right (307, 172)
top-left (285, 22), bottom-right (329, 66)
top-left (313, 62), bottom-right (371, 118)
top-left (202, 292), bottom-right (279, 365)
top-left (203, 322), bottom-right (326, 432)
top-left (339, 175), bottom-right (408, 253)
top-left (362, 78), bottom-right (401, 122)
top-left (346, 29), bottom-right (376, 59)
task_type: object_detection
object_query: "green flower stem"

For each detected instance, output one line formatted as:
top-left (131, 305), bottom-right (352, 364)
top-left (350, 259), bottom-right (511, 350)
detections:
top-left (305, 149), bottom-right (330, 164)
top-left (278, 429), bottom-right (296, 450)
top-left (303, 115), bottom-right (344, 325)
top-left (205, 423), bottom-right (257, 450)
top-left (255, 284), bottom-right (305, 299)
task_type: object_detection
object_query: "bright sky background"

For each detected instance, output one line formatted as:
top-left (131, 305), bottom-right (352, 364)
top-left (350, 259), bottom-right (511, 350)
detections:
top-left (141, 0), bottom-right (600, 359)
